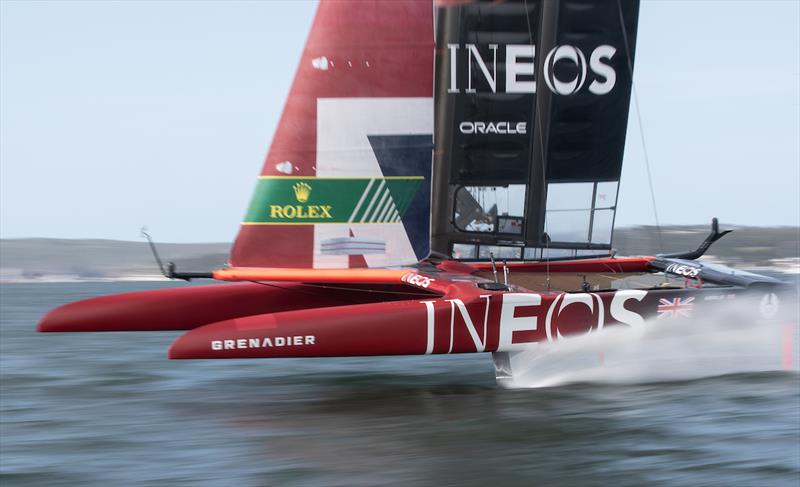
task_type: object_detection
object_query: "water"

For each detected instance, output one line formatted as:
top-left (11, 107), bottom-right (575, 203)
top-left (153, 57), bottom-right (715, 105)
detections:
top-left (1, 282), bottom-right (799, 486)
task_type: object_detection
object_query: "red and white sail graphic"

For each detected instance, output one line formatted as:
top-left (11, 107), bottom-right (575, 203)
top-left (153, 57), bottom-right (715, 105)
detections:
top-left (230, 0), bottom-right (434, 269)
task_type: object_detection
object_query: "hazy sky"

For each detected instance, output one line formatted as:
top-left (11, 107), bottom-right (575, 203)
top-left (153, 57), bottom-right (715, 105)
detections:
top-left (1, 0), bottom-right (798, 242)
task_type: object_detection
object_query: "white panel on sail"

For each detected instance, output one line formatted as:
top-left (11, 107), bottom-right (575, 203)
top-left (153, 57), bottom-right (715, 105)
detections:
top-left (316, 97), bottom-right (432, 176)
top-left (314, 97), bottom-right (433, 268)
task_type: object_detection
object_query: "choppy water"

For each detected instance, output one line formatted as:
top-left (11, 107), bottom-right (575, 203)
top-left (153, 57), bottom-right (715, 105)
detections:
top-left (1, 282), bottom-right (799, 486)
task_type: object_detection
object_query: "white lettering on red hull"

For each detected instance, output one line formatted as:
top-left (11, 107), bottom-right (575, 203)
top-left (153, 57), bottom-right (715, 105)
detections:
top-left (421, 291), bottom-right (649, 354)
top-left (402, 273), bottom-right (435, 288)
top-left (445, 295), bottom-right (491, 353)
top-left (498, 293), bottom-right (541, 351)
top-left (211, 335), bottom-right (316, 351)
top-left (545, 293), bottom-right (604, 342)
top-left (609, 290), bottom-right (647, 328)
top-left (421, 300), bottom-right (436, 354)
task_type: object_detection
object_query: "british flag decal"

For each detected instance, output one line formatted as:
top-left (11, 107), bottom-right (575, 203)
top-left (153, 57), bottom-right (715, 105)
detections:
top-left (657, 297), bottom-right (695, 319)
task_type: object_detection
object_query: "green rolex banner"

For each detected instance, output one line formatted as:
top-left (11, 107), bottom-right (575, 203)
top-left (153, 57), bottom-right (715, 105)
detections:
top-left (243, 177), bottom-right (424, 225)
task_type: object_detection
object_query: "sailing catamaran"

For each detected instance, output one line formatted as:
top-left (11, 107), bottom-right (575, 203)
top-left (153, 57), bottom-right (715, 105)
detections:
top-left (38, 0), bottom-right (793, 385)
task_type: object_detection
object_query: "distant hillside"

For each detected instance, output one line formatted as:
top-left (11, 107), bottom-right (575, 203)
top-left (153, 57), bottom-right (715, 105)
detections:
top-left (0, 238), bottom-right (229, 280)
top-left (1, 224), bottom-right (798, 281)
top-left (614, 224), bottom-right (800, 264)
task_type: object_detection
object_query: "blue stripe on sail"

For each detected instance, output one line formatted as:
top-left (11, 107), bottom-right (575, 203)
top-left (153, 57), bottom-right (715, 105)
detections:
top-left (368, 134), bottom-right (433, 261)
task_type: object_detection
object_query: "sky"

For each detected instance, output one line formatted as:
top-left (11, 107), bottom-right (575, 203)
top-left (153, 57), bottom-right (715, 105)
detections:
top-left (1, 0), bottom-right (798, 243)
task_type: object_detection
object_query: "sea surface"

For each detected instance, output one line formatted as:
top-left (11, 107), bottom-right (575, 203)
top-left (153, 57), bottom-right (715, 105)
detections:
top-left (1, 282), bottom-right (799, 487)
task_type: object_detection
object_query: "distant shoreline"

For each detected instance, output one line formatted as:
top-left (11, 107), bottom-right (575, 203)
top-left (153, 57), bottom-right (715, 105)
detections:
top-left (1, 275), bottom-right (171, 284)
top-left (2, 225), bottom-right (798, 283)
top-left (2, 261), bottom-right (798, 285)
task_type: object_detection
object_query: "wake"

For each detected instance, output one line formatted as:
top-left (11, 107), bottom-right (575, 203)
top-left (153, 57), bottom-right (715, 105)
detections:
top-left (502, 297), bottom-right (799, 389)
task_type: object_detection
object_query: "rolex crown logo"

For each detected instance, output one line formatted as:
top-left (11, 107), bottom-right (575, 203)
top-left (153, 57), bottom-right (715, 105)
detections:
top-left (293, 182), bottom-right (311, 203)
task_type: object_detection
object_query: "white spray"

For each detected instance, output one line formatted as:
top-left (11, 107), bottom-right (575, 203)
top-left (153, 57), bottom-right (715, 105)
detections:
top-left (502, 294), bottom-right (799, 389)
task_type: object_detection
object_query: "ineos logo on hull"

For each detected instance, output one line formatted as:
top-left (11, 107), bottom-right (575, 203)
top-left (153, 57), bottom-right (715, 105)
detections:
top-left (665, 263), bottom-right (702, 278)
top-left (420, 290), bottom-right (648, 354)
top-left (447, 43), bottom-right (617, 96)
top-left (402, 273), bottom-right (435, 289)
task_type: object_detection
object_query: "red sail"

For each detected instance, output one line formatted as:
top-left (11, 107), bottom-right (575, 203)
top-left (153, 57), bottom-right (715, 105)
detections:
top-left (230, 0), bottom-right (434, 269)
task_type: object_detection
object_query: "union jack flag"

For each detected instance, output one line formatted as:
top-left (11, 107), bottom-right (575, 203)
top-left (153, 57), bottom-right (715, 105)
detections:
top-left (657, 297), bottom-right (695, 319)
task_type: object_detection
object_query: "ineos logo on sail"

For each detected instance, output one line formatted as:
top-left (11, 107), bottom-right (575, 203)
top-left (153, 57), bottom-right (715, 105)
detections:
top-left (447, 44), bottom-right (618, 96)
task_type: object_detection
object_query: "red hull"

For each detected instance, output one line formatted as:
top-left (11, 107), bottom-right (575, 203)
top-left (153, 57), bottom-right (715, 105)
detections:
top-left (37, 258), bottom-right (792, 361)
top-left (166, 284), bottom-right (778, 360)
top-left (37, 281), bottom-right (433, 333)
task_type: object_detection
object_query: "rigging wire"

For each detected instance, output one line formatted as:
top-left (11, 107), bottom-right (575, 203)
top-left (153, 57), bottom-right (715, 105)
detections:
top-left (616, 0), bottom-right (664, 253)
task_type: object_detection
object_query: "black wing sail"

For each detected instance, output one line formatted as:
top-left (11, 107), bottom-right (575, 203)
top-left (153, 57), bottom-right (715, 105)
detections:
top-left (431, 0), bottom-right (640, 261)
